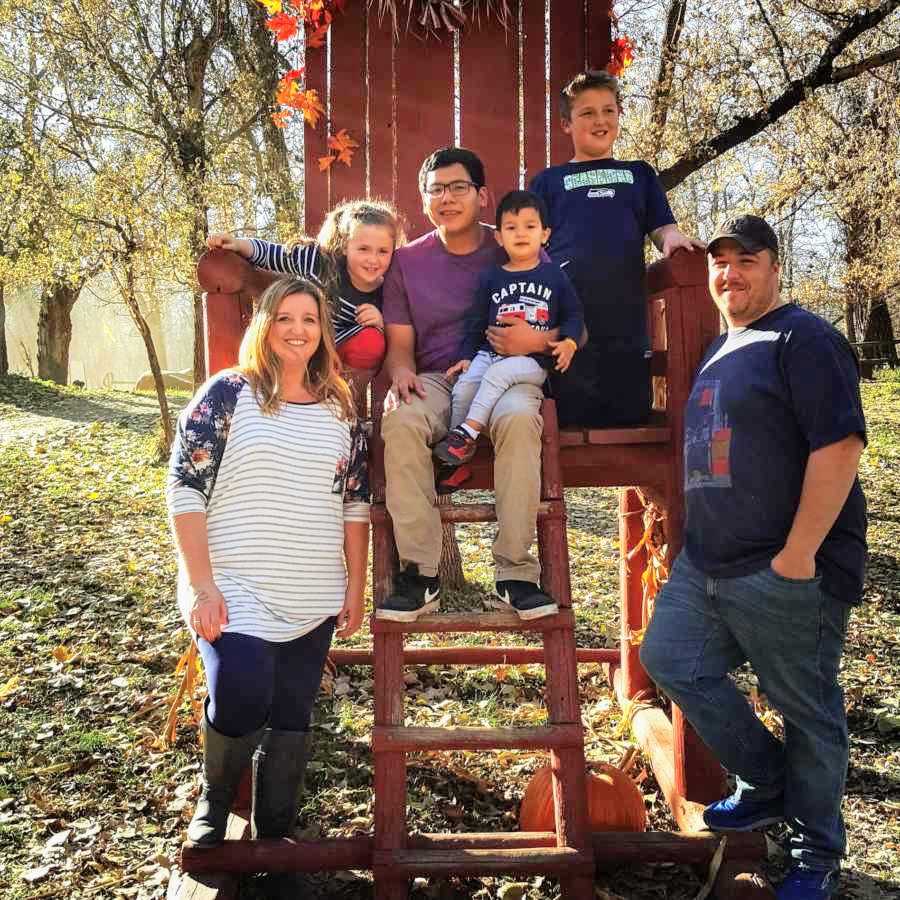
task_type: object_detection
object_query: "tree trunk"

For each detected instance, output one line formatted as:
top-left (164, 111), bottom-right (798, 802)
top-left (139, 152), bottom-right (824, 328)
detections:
top-left (862, 299), bottom-right (899, 366)
top-left (121, 262), bottom-right (175, 448)
top-left (648, 0), bottom-right (688, 163)
top-left (144, 299), bottom-right (169, 372)
top-left (0, 283), bottom-right (8, 378)
top-left (437, 495), bottom-right (465, 588)
top-left (37, 280), bottom-right (81, 384)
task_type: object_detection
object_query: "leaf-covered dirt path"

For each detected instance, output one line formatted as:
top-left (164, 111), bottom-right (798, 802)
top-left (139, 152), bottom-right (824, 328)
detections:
top-left (0, 373), bottom-right (898, 900)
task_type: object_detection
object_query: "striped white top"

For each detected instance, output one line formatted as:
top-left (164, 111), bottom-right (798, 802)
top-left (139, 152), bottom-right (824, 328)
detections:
top-left (168, 381), bottom-right (369, 642)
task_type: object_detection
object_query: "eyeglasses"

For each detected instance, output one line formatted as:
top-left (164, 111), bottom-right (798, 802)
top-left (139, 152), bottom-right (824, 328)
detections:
top-left (423, 180), bottom-right (477, 199)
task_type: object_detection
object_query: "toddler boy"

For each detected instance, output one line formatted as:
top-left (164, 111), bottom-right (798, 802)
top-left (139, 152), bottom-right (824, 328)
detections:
top-left (434, 190), bottom-right (584, 467)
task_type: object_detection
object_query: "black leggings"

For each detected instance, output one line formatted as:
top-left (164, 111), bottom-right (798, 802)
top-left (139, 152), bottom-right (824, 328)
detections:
top-left (197, 617), bottom-right (335, 737)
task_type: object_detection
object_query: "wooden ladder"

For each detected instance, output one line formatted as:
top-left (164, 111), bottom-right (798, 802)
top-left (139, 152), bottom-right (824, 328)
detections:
top-left (369, 399), bottom-right (597, 900)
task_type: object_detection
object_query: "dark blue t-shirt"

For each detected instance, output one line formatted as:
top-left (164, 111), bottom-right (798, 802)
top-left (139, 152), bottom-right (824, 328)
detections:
top-left (529, 159), bottom-right (675, 343)
top-left (459, 261), bottom-right (584, 367)
top-left (683, 303), bottom-right (867, 603)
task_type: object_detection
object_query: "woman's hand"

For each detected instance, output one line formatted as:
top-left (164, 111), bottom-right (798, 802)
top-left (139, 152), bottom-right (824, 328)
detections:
top-left (336, 588), bottom-right (365, 639)
top-left (189, 581), bottom-right (229, 642)
top-left (206, 233), bottom-right (253, 258)
top-left (356, 303), bottom-right (384, 330)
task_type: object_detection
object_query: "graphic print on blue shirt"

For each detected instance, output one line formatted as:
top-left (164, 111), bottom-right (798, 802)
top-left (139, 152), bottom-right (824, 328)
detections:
top-left (529, 159), bottom-right (674, 342)
top-left (682, 304), bottom-right (867, 604)
top-left (685, 379), bottom-right (732, 490)
top-left (459, 261), bottom-right (584, 364)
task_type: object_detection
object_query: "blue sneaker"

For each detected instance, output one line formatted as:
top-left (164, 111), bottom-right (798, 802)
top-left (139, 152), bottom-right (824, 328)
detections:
top-left (702, 792), bottom-right (784, 831)
top-left (776, 867), bottom-right (839, 899)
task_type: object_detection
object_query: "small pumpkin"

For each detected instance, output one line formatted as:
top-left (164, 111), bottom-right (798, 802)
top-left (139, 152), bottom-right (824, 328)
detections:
top-left (519, 763), bottom-right (647, 833)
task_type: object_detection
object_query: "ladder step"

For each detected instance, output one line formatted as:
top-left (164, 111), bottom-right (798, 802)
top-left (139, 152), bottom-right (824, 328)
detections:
top-left (370, 501), bottom-right (564, 526)
top-left (371, 609), bottom-right (574, 634)
top-left (372, 724), bottom-right (583, 752)
top-left (372, 847), bottom-right (596, 877)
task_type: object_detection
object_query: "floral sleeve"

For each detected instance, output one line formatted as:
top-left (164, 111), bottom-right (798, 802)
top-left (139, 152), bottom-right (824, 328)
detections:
top-left (341, 420), bottom-right (370, 523)
top-left (166, 373), bottom-right (246, 515)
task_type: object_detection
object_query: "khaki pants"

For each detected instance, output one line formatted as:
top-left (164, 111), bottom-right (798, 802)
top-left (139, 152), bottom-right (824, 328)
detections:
top-left (381, 373), bottom-right (542, 582)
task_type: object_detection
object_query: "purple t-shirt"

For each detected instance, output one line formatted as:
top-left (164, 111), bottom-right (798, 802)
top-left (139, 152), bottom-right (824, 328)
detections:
top-left (382, 225), bottom-right (502, 373)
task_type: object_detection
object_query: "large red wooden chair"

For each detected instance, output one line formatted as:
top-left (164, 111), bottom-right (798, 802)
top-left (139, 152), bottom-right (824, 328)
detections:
top-left (176, 1), bottom-right (773, 897)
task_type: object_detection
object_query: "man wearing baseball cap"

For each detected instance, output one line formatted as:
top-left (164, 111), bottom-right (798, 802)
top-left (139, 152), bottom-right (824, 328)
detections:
top-left (640, 214), bottom-right (868, 898)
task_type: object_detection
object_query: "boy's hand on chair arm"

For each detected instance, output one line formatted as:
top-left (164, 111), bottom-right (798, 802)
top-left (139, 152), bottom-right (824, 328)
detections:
top-left (549, 338), bottom-right (577, 373)
top-left (659, 226), bottom-right (705, 258)
top-left (206, 233), bottom-right (253, 257)
top-left (445, 359), bottom-right (470, 380)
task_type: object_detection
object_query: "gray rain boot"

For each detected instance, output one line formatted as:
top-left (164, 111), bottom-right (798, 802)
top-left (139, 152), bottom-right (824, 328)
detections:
top-left (251, 729), bottom-right (312, 899)
top-left (186, 712), bottom-right (265, 846)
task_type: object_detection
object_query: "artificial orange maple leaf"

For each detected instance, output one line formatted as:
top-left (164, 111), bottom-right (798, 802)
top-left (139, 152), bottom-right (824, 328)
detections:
top-left (318, 153), bottom-right (337, 172)
top-left (293, 88), bottom-right (325, 127)
top-left (271, 109), bottom-right (292, 128)
top-left (607, 35), bottom-right (635, 77)
top-left (306, 22), bottom-right (329, 48)
top-left (266, 11), bottom-right (299, 41)
top-left (257, 0), bottom-right (282, 13)
top-left (280, 67), bottom-right (304, 85)
top-left (275, 79), bottom-right (302, 107)
top-left (327, 128), bottom-right (359, 166)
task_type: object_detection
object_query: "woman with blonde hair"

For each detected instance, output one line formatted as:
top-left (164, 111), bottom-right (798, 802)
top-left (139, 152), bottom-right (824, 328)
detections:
top-left (166, 277), bottom-right (368, 890)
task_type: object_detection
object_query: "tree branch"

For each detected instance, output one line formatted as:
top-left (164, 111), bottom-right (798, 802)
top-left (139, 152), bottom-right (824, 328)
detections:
top-left (659, 0), bottom-right (900, 190)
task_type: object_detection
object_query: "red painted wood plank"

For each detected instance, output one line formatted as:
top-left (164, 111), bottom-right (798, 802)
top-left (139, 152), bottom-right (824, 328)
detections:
top-left (371, 608), bottom-right (574, 634)
top-left (203, 294), bottom-right (244, 377)
top-left (372, 723), bottom-right (583, 752)
top-left (329, 646), bottom-right (620, 665)
top-left (619, 487), bottom-right (654, 699)
top-left (303, 29), bottom-right (330, 233)
top-left (179, 830), bottom-right (765, 876)
top-left (328, 1), bottom-right (368, 205)
top-left (459, 15), bottom-right (520, 217)
top-left (373, 846), bottom-right (595, 877)
top-left (585, 0), bottom-right (612, 70)
top-left (366, 14), bottom-right (395, 205)
top-left (393, 35), bottom-right (454, 236)
top-left (549, 0), bottom-right (584, 165)
top-left (522, 0), bottom-right (548, 182)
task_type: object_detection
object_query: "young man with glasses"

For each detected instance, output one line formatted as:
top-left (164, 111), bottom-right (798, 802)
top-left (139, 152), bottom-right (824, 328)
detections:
top-left (376, 147), bottom-right (565, 621)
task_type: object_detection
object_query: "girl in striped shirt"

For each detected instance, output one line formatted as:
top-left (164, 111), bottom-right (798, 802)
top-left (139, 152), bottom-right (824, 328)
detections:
top-left (168, 277), bottom-right (369, 890)
top-left (208, 199), bottom-right (404, 405)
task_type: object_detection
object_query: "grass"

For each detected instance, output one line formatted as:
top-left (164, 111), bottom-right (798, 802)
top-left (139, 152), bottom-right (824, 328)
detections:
top-left (0, 371), bottom-right (898, 899)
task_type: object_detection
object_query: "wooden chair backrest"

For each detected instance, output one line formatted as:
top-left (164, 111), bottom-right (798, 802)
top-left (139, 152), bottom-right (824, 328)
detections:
top-left (303, 0), bottom-right (612, 233)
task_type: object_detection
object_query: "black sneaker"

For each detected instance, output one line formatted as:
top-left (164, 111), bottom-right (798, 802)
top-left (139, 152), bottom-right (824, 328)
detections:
top-left (376, 564), bottom-right (440, 621)
top-left (433, 426), bottom-right (478, 465)
top-left (487, 580), bottom-right (558, 620)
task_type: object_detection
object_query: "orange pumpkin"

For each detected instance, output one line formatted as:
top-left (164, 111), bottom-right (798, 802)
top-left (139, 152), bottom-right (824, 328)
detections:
top-left (519, 763), bottom-right (647, 833)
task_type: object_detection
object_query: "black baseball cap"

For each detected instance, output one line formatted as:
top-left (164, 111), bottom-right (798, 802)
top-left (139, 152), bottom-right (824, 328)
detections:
top-left (707, 215), bottom-right (779, 257)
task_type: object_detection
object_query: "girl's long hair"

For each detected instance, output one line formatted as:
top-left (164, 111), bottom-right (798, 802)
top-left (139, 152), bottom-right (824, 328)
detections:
top-left (237, 277), bottom-right (355, 420)
top-left (291, 199), bottom-right (406, 301)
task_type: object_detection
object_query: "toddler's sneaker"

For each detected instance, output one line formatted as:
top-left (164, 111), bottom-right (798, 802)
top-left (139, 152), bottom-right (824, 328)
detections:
top-left (436, 462), bottom-right (472, 495)
top-left (433, 426), bottom-right (478, 465)
top-left (375, 565), bottom-right (440, 622)
top-left (776, 866), bottom-right (839, 900)
top-left (703, 792), bottom-right (784, 831)
top-left (487, 580), bottom-right (558, 620)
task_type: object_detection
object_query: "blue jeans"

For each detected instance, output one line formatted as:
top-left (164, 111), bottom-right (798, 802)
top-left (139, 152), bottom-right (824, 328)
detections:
top-left (639, 553), bottom-right (850, 871)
